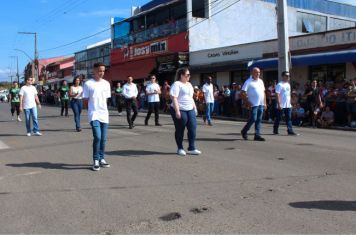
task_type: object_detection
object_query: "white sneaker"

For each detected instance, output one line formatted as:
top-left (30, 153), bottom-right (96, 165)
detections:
top-left (92, 160), bottom-right (100, 171)
top-left (177, 149), bottom-right (186, 156)
top-left (187, 149), bottom-right (202, 155)
top-left (100, 159), bottom-right (110, 168)
top-left (11, 116), bottom-right (14, 121)
top-left (33, 132), bottom-right (42, 136)
top-left (26, 133), bottom-right (31, 137)
top-left (118, 112), bottom-right (123, 116)
top-left (17, 116), bottom-right (22, 122)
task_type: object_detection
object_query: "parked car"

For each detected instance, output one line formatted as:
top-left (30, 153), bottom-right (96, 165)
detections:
top-left (0, 90), bottom-right (9, 102)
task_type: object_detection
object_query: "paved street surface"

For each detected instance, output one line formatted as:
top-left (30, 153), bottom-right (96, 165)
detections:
top-left (0, 102), bottom-right (355, 234)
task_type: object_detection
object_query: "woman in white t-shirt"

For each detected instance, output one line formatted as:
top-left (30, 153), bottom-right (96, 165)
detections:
top-left (170, 68), bottom-right (201, 156)
top-left (69, 76), bottom-right (83, 132)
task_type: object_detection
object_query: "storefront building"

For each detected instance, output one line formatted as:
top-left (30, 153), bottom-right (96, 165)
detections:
top-left (46, 56), bottom-right (75, 90)
top-left (109, 0), bottom-right (189, 85)
top-left (188, 0), bottom-right (356, 87)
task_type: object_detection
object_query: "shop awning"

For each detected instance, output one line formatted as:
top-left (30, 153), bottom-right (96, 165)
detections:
top-left (249, 49), bottom-right (356, 69)
top-left (108, 58), bottom-right (156, 82)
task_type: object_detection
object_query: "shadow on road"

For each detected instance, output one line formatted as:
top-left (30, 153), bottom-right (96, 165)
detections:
top-left (106, 150), bottom-right (176, 157)
top-left (6, 162), bottom-right (91, 170)
top-left (289, 200), bottom-right (356, 211)
top-left (0, 134), bottom-right (26, 137)
top-left (194, 138), bottom-right (240, 142)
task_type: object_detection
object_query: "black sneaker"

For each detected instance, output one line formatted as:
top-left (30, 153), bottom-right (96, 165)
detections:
top-left (155, 123), bottom-right (162, 126)
top-left (100, 159), bottom-right (110, 168)
top-left (254, 136), bottom-right (266, 141)
top-left (76, 128), bottom-right (82, 132)
top-left (288, 132), bottom-right (299, 136)
top-left (241, 131), bottom-right (248, 140)
top-left (145, 121), bottom-right (148, 126)
top-left (129, 125), bottom-right (133, 129)
top-left (273, 131), bottom-right (279, 135)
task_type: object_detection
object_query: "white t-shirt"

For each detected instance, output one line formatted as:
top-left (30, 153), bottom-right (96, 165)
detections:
top-left (146, 83), bottom-right (160, 103)
top-left (83, 78), bottom-right (111, 123)
top-left (71, 86), bottom-right (83, 99)
top-left (123, 83), bottom-right (138, 99)
top-left (241, 77), bottom-right (265, 107)
top-left (19, 85), bottom-right (38, 109)
top-left (170, 81), bottom-right (195, 111)
top-left (202, 83), bottom-right (214, 103)
top-left (275, 81), bottom-right (292, 109)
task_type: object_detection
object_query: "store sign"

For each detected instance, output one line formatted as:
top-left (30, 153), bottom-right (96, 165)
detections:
top-left (129, 40), bottom-right (168, 59)
top-left (207, 50), bottom-right (239, 58)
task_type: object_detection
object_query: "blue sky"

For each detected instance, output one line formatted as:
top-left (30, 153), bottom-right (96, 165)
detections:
top-left (0, 0), bottom-right (355, 82)
top-left (0, 0), bottom-right (150, 82)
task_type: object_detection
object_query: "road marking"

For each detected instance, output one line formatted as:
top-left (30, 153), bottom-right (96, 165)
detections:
top-left (0, 140), bottom-right (10, 150)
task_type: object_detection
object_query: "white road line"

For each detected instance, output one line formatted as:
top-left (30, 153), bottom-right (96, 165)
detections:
top-left (0, 140), bottom-right (10, 150)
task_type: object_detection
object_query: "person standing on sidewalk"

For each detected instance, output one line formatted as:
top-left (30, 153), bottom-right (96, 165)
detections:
top-left (115, 82), bottom-right (124, 116)
top-left (241, 67), bottom-right (267, 141)
top-left (202, 76), bottom-right (214, 126)
top-left (19, 77), bottom-right (42, 137)
top-left (69, 76), bottom-right (83, 132)
top-left (145, 75), bottom-right (162, 126)
top-left (9, 81), bottom-right (22, 121)
top-left (123, 76), bottom-right (138, 129)
top-left (170, 67), bottom-right (201, 156)
top-left (58, 80), bottom-right (70, 117)
top-left (273, 71), bottom-right (298, 136)
top-left (83, 63), bottom-right (111, 171)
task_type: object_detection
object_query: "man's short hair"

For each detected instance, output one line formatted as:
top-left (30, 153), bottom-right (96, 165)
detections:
top-left (281, 71), bottom-right (290, 77)
top-left (93, 62), bottom-right (105, 68)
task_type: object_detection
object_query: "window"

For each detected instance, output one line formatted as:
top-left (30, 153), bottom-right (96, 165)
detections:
top-left (171, 2), bottom-right (186, 20)
top-left (329, 18), bottom-right (356, 30)
top-left (309, 64), bottom-right (346, 83)
top-left (297, 12), bottom-right (327, 33)
top-left (231, 70), bottom-right (249, 85)
top-left (193, 0), bottom-right (209, 18)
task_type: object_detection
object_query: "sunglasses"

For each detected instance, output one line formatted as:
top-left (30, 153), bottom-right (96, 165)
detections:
top-left (185, 74), bottom-right (191, 77)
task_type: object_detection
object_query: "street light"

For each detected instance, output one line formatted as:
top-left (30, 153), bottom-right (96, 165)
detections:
top-left (9, 55), bottom-right (20, 83)
top-left (18, 32), bottom-right (38, 82)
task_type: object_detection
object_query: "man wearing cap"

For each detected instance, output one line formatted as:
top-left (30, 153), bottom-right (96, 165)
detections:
top-left (273, 71), bottom-right (298, 135)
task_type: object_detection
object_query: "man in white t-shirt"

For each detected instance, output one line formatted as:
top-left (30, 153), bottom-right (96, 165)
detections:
top-left (123, 76), bottom-right (138, 129)
top-left (241, 67), bottom-right (267, 141)
top-left (83, 63), bottom-right (111, 171)
top-left (202, 76), bottom-right (214, 126)
top-left (273, 71), bottom-right (298, 136)
top-left (19, 77), bottom-right (42, 137)
top-left (145, 75), bottom-right (162, 126)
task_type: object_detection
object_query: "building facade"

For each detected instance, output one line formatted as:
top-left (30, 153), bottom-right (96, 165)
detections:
top-left (46, 56), bottom-right (75, 90)
top-left (187, 0), bottom-right (356, 87)
top-left (109, 0), bottom-right (189, 84)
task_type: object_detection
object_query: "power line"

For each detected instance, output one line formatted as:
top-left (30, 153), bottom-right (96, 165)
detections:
top-left (40, 0), bottom-right (240, 53)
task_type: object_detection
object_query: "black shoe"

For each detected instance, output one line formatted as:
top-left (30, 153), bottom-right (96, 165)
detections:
top-left (241, 131), bottom-right (248, 140)
top-left (145, 121), bottom-right (148, 126)
top-left (129, 125), bottom-right (133, 129)
top-left (76, 128), bottom-right (82, 132)
top-left (155, 123), bottom-right (162, 126)
top-left (273, 131), bottom-right (279, 135)
top-left (288, 132), bottom-right (299, 136)
top-left (132, 122), bottom-right (135, 128)
top-left (254, 136), bottom-right (266, 141)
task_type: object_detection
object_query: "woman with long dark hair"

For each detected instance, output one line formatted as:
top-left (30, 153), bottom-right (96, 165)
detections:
top-left (170, 67), bottom-right (201, 156)
top-left (69, 76), bottom-right (83, 131)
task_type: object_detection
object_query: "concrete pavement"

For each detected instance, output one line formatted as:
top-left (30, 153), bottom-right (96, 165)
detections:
top-left (0, 103), bottom-right (355, 234)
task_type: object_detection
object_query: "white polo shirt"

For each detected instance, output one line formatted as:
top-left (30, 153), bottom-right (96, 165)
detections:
top-left (275, 81), bottom-right (292, 109)
top-left (83, 78), bottom-right (111, 123)
top-left (202, 83), bottom-right (214, 103)
top-left (146, 82), bottom-right (160, 103)
top-left (241, 77), bottom-right (265, 107)
top-left (123, 83), bottom-right (138, 99)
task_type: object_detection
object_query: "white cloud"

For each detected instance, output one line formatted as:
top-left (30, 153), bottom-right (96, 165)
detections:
top-left (78, 8), bottom-right (130, 17)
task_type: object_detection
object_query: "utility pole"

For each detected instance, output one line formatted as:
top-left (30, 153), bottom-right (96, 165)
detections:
top-left (18, 32), bottom-right (38, 83)
top-left (276, 0), bottom-right (290, 77)
top-left (9, 56), bottom-right (19, 83)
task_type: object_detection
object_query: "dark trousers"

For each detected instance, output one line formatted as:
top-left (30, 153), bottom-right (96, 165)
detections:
top-left (170, 107), bottom-right (197, 151)
top-left (116, 96), bottom-right (123, 113)
top-left (125, 98), bottom-right (138, 125)
top-left (145, 102), bottom-right (160, 124)
top-left (273, 108), bottom-right (294, 133)
top-left (70, 99), bottom-right (83, 129)
top-left (61, 100), bottom-right (69, 116)
top-left (11, 103), bottom-right (20, 116)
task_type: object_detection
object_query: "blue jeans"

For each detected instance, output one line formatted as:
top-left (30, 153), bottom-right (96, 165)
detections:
top-left (70, 99), bottom-right (83, 129)
top-left (24, 107), bottom-right (39, 133)
top-left (274, 108), bottom-right (294, 133)
top-left (241, 105), bottom-right (264, 136)
top-left (170, 107), bottom-right (197, 151)
top-left (205, 103), bottom-right (214, 122)
top-left (90, 120), bottom-right (108, 161)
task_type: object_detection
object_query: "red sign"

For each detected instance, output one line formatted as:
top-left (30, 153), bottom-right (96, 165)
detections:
top-left (111, 32), bottom-right (188, 65)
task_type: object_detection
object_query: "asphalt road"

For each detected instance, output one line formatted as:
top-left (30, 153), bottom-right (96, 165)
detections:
top-left (0, 103), bottom-right (355, 234)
